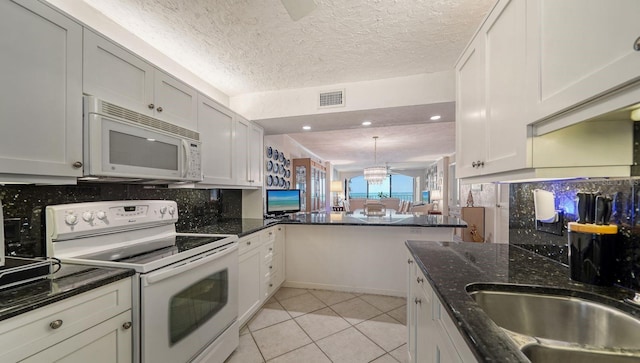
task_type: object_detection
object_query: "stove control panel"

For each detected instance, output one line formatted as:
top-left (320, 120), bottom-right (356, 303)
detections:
top-left (46, 200), bottom-right (179, 240)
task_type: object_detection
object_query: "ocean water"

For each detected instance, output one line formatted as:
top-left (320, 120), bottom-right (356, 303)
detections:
top-left (349, 192), bottom-right (414, 201)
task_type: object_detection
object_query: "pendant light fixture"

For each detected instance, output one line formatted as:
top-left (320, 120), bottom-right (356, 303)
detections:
top-left (363, 136), bottom-right (387, 185)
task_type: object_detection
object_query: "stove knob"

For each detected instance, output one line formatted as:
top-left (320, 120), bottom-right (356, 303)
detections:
top-left (168, 206), bottom-right (175, 216)
top-left (65, 214), bottom-right (78, 226)
top-left (96, 211), bottom-right (107, 220)
top-left (82, 211), bottom-right (94, 222)
top-left (159, 206), bottom-right (167, 215)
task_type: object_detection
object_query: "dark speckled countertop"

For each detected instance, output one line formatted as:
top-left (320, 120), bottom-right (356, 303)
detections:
top-left (183, 212), bottom-right (466, 237)
top-left (0, 261), bottom-right (134, 322)
top-left (405, 241), bottom-right (640, 362)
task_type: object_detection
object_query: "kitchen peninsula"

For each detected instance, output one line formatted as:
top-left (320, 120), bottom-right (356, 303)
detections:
top-left (187, 211), bottom-right (466, 297)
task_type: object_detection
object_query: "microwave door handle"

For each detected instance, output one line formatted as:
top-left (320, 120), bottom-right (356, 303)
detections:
top-left (143, 244), bottom-right (237, 286)
top-left (181, 140), bottom-right (190, 178)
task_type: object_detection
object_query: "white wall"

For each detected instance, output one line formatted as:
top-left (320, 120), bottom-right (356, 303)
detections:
top-left (230, 71), bottom-right (454, 120)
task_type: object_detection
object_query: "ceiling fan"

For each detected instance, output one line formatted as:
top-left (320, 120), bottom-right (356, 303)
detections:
top-left (281, 0), bottom-right (317, 21)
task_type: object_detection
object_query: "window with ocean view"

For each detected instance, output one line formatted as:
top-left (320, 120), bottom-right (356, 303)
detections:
top-left (348, 174), bottom-right (414, 201)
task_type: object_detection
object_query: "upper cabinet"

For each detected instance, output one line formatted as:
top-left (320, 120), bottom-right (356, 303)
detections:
top-left (84, 30), bottom-right (198, 131)
top-left (233, 115), bottom-right (264, 188)
top-left (525, 0), bottom-right (640, 124)
top-left (456, 0), bottom-right (638, 182)
top-left (456, 0), bottom-right (529, 178)
top-left (198, 94), bottom-right (235, 185)
top-left (0, 0), bottom-right (83, 183)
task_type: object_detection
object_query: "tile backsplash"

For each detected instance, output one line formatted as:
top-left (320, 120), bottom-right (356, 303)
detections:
top-left (509, 178), bottom-right (640, 290)
top-left (0, 183), bottom-right (242, 257)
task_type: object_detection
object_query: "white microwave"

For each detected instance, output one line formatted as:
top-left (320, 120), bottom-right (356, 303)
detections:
top-left (82, 96), bottom-right (202, 182)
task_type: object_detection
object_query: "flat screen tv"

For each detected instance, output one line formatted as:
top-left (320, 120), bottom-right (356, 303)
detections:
top-left (266, 189), bottom-right (301, 216)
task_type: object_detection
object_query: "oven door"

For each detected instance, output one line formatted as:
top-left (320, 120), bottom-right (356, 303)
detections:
top-left (140, 243), bottom-right (238, 363)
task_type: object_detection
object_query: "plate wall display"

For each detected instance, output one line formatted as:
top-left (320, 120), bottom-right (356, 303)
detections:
top-left (266, 146), bottom-right (273, 158)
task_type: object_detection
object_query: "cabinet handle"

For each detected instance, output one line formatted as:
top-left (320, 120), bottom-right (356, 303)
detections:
top-left (634, 36), bottom-right (640, 51)
top-left (407, 259), bottom-right (414, 264)
top-left (269, 265), bottom-right (273, 269)
top-left (416, 277), bottom-right (424, 284)
top-left (269, 247), bottom-right (273, 251)
top-left (72, 161), bottom-right (83, 168)
top-left (148, 103), bottom-right (155, 109)
top-left (49, 319), bottom-right (63, 329)
top-left (122, 321), bottom-right (132, 330)
top-left (156, 106), bottom-right (163, 112)
top-left (414, 297), bottom-right (422, 305)
top-left (246, 241), bottom-right (251, 246)
top-left (269, 283), bottom-right (273, 287)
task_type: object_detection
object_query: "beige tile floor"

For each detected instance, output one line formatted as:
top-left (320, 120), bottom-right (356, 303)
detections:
top-left (225, 287), bottom-right (408, 363)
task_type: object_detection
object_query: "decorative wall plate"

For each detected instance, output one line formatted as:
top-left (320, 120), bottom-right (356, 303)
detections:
top-left (279, 153), bottom-right (285, 162)
top-left (266, 160), bottom-right (273, 171)
top-left (285, 169), bottom-right (291, 178)
top-left (285, 159), bottom-right (290, 167)
top-left (267, 175), bottom-right (273, 186)
top-left (280, 164), bottom-right (286, 175)
top-left (279, 178), bottom-right (285, 187)
top-left (266, 146), bottom-right (273, 158)
top-left (274, 176), bottom-right (280, 186)
top-left (273, 149), bottom-right (279, 160)
top-left (273, 163), bottom-right (279, 173)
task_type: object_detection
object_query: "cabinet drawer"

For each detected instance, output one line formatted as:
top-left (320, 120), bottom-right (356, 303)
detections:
top-left (263, 241), bottom-right (274, 261)
top-left (262, 228), bottom-right (276, 243)
top-left (239, 233), bottom-right (261, 255)
top-left (0, 278), bottom-right (131, 362)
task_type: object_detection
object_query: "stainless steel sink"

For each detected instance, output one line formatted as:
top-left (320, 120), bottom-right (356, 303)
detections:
top-left (467, 284), bottom-right (640, 362)
top-left (522, 343), bottom-right (640, 363)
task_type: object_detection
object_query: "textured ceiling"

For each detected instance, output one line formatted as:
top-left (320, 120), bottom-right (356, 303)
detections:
top-left (80, 0), bottom-right (494, 171)
top-left (81, 0), bottom-right (494, 96)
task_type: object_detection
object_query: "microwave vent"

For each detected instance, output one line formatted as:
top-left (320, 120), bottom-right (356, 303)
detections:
top-left (319, 90), bottom-right (345, 108)
top-left (100, 101), bottom-right (199, 141)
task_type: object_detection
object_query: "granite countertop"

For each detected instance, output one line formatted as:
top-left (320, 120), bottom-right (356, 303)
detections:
top-left (0, 261), bottom-right (134, 322)
top-left (405, 241), bottom-right (640, 362)
top-left (184, 212), bottom-right (466, 237)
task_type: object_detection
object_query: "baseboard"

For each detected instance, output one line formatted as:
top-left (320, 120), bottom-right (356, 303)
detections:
top-left (282, 280), bottom-right (405, 298)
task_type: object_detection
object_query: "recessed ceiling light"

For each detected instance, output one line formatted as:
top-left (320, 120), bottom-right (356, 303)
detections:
top-left (362, 121), bottom-right (372, 126)
top-left (430, 115), bottom-right (441, 121)
top-left (302, 125), bottom-right (311, 130)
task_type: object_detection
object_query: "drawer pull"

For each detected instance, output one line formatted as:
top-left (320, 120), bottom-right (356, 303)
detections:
top-left (407, 259), bottom-right (413, 264)
top-left (246, 241), bottom-right (251, 246)
top-left (414, 297), bottom-right (422, 305)
top-left (269, 247), bottom-right (273, 251)
top-left (122, 321), bottom-right (132, 330)
top-left (269, 283), bottom-right (273, 287)
top-left (269, 265), bottom-right (273, 269)
top-left (49, 319), bottom-right (63, 329)
top-left (416, 277), bottom-right (424, 284)
top-left (156, 106), bottom-right (163, 112)
top-left (148, 103), bottom-right (155, 109)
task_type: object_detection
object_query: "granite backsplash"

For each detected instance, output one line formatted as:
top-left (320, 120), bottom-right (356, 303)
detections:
top-left (0, 183), bottom-right (242, 258)
top-left (509, 178), bottom-right (640, 290)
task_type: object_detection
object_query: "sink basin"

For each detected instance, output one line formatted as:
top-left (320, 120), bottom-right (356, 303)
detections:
top-left (522, 344), bottom-right (640, 363)
top-left (467, 286), bottom-right (640, 350)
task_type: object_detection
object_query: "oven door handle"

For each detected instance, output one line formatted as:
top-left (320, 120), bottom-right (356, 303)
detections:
top-left (143, 244), bottom-right (237, 286)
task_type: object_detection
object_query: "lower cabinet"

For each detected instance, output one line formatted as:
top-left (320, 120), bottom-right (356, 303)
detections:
top-left (0, 278), bottom-right (132, 363)
top-left (407, 253), bottom-right (476, 363)
top-left (238, 226), bottom-right (286, 327)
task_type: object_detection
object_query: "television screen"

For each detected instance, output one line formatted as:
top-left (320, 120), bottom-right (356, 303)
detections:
top-left (422, 190), bottom-right (430, 203)
top-left (266, 189), bottom-right (301, 215)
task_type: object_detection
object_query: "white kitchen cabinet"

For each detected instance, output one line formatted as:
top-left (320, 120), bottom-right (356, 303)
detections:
top-left (0, 0), bottom-right (83, 183)
top-left (233, 115), bottom-right (264, 187)
top-left (197, 94), bottom-right (235, 185)
top-left (84, 29), bottom-right (198, 130)
top-left (260, 226), bottom-right (285, 300)
top-left (238, 232), bottom-right (263, 327)
top-left (456, 0), bottom-right (528, 179)
top-left (0, 278), bottom-right (132, 363)
top-left (525, 0), bottom-right (640, 125)
top-left (407, 251), bottom-right (476, 363)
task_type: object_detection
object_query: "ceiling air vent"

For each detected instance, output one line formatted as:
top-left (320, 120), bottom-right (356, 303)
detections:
top-left (318, 89), bottom-right (345, 108)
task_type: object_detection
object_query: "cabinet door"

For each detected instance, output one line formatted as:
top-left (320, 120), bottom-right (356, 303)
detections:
top-left (20, 311), bottom-right (132, 363)
top-left (455, 35), bottom-right (486, 179)
top-left (249, 124), bottom-right (264, 186)
top-left (0, 0), bottom-right (83, 180)
top-left (526, 0), bottom-right (640, 122)
top-left (83, 29), bottom-right (155, 116)
top-left (407, 257), bottom-right (417, 362)
top-left (153, 70), bottom-right (198, 130)
top-left (238, 247), bottom-right (262, 326)
top-left (484, 0), bottom-right (529, 174)
top-left (415, 279), bottom-right (435, 363)
top-left (234, 117), bottom-right (251, 186)
top-left (198, 94), bottom-right (235, 185)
